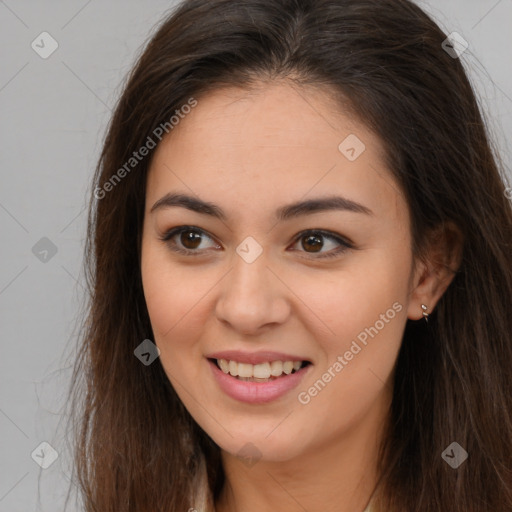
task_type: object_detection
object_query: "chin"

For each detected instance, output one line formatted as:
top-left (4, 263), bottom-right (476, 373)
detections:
top-left (208, 425), bottom-right (308, 464)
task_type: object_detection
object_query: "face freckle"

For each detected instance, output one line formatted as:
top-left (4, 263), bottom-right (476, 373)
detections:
top-left (140, 80), bottom-right (414, 464)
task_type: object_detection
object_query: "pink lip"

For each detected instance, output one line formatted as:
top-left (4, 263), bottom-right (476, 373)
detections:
top-left (207, 358), bottom-right (312, 404)
top-left (205, 350), bottom-right (310, 365)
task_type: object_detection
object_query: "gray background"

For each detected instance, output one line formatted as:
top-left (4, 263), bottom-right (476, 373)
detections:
top-left (0, 1), bottom-right (511, 510)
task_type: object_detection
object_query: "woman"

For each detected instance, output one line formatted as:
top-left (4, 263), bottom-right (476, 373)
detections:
top-left (66, 0), bottom-right (512, 510)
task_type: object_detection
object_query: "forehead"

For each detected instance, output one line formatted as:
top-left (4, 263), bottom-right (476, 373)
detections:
top-left (146, 81), bottom-right (405, 225)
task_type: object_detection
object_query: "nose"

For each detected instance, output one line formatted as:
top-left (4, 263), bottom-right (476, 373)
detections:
top-left (214, 250), bottom-right (291, 335)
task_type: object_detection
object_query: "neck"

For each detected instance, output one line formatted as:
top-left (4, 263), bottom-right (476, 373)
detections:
top-left (215, 391), bottom-right (390, 512)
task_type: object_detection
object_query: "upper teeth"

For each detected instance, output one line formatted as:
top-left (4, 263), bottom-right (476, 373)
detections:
top-left (217, 359), bottom-right (303, 378)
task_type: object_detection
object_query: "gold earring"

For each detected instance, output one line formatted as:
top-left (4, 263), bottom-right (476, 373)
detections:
top-left (421, 304), bottom-right (429, 322)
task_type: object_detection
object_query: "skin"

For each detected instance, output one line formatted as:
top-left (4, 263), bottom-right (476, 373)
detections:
top-left (140, 81), bottom-right (461, 512)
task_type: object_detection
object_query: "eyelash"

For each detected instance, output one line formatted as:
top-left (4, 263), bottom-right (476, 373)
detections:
top-left (159, 225), bottom-right (353, 260)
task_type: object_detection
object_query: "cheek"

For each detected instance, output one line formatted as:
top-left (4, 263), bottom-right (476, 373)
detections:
top-left (140, 239), bottom-right (227, 396)
top-left (141, 242), bottom-right (201, 360)
top-left (295, 249), bottom-right (410, 407)
top-left (293, 249), bottom-right (410, 348)
top-left (141, 236), bottom-right (196, 331)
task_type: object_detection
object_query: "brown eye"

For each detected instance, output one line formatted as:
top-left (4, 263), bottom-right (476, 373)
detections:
top-left (180, 229), bottom-right (203, 250)
top-left (301, 234), bottom-right (324, 253)
top-left (290, 230), bottom-right (353, 259)
top-left (160, 226), bottom-right (220, 255)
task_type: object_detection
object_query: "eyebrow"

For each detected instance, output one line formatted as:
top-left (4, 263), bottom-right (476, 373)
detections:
top-left (150, 192), bottom-right (373, 221)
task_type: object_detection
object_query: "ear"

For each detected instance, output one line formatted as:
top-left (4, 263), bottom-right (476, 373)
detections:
top-left (407, 221), bottom-right (464, 321)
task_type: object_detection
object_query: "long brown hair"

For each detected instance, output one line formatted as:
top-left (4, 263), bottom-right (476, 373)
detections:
top-left (64, 0), bottom-right (512, 510)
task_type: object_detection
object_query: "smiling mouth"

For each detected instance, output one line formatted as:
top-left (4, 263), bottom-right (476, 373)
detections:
top-left (209, 358), bottom-right (311, 382)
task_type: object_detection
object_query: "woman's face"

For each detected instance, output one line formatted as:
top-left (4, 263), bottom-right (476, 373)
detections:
top-left (141, 81), bottom-right (417, 462)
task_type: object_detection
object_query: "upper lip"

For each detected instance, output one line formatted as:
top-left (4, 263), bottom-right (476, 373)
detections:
top-left (206, 350), bottom-right (311, 365)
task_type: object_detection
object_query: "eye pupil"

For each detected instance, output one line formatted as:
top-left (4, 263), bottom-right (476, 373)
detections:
top-left (181, 230), bottom-right (202, 249)
top-left (302, 234), bottom-right (323, 253)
